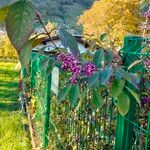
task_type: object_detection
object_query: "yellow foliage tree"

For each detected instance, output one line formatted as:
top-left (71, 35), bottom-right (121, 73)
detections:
top-left (45, 21), bottom-right (57, 36)
top-left (78, 0), bottom-right (142, 47)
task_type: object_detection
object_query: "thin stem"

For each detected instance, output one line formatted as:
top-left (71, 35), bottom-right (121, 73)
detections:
top-left (36, 13), bottom-right (59, 50)
top-left (142, 6), bottom-right (150, 38)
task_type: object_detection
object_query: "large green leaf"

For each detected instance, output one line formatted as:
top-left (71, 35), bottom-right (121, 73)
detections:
top-left (41, 57), bottom-right (50, 71)
top-left (58, 85), bottom-right (71, 102)
top-left (111, 79), bottom-right (125, 98)
top-left (126, 87), bottom-right (141, 106)
top-left (93, 48), bottom-right (104, 67)
top-left (115, 68), bottom-right (126, 80)
top-left (0, 5), bottom-right (10, 23)
top-left (69, 84), bottom-right (80, 106)
top-left (117, 91), bottom-right (130, 116)
top-left (58, 28), bottom-right (80, 59)
top-left (88, 72), bottom-right (99, 87)
top-left (92, 89), bottom-right (102, 109)
top-left (6, 0), bottom-right (35, 53)
top-left (46, 60), bottom-right (55, 76)
top-left (19, 40), bottom-right (32, 69)
top-left (99, 66), bottom-right (113, 85)
top-left (104, 49), bottom-right (113, 65)
top-left (125, 72), bottom-right (140, 89)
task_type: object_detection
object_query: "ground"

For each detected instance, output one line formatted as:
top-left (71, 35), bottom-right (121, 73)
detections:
top-left (0, 61), bottom-right (31, 150)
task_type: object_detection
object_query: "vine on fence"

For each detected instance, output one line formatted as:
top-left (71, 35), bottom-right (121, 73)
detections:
top-left (0, 0), bottom-right (145, 116)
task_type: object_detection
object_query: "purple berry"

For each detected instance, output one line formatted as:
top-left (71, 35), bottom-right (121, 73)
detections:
top-left (70, 75), bottom-right (78, 84)
top-left (57, 52), bottom-right (97, 83)
top-left (141, 96), bottom-right (150, 107)
top-left (83, 62), bottom-right (97, 76)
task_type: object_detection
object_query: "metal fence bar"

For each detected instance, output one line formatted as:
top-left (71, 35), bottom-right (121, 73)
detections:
top-left (43, 74), bottom-right (52, 150)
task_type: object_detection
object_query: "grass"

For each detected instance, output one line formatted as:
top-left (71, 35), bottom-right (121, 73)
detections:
top-left (0, 61), bottom-right (31, 150)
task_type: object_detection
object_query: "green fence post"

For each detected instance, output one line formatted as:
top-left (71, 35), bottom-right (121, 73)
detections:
top-left (43, 73), bottom-right (52, 150)
top-left (31, 53), bottom-right (38, 89)
top-left (115, 36), bottom-right (142, 150)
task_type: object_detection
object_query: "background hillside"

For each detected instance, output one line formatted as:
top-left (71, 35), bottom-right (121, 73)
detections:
top-left (0, 0), bottom-right (94, 30)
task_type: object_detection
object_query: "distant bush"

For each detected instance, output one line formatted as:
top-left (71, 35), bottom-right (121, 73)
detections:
top-left (0, 33), bottom-right (18, 59)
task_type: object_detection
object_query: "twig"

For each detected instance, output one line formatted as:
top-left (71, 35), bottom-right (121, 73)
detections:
top-left (36, 13), bottom-right (59, 50)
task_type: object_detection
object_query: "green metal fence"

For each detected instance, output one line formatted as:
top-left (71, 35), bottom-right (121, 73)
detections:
top-left (116, 36), bottom-right (150, 150)
top-left (23, 36), bottom-right (150, 150)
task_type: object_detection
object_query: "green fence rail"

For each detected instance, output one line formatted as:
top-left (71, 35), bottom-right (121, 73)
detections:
top-left (23, 36), bottom-right (150, 150)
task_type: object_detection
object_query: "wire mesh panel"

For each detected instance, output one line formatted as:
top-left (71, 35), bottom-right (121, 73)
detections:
top-left (48, 86), bottom-right (118, 149)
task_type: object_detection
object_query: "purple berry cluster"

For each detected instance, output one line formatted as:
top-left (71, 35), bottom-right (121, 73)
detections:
top-left (141, 96), bottom-right (150, 107)
top-left (57, 52), bottom-right (97, 84)
top-left (84, 62), bottom-right (97, 76)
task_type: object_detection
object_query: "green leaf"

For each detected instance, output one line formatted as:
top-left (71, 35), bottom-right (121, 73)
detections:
top-left (126, 87), bottom-right (141, 106)
top-left (144, 81), bottom-right (150, 90)
top-left (58, 28), bottom-right (80, 59)
top-left (92, 89), bottom-right (102, 109)
top-left (117, 91), bottom-right (130, 116)
top-left (58, 85), bottom-right (71, 102)
top-left (0, 5), bottom-right (10, 23)
top-left (93, 48), bottom-right (104, 67)
top-left (99, 66), bottom-right (113, 85)
top-left (111, 79), bottom-right (125, 98)
top-left (125, 72), bottom-right (140, 89)
top-left (115, 68), bottom-right (126, 80)
top-left (19, 40), bottom-right (32, 69)
top-left (104, 49), bottom-right (113, 65)
top-left (88, 72), bottom-right (99, 87)
top-left (6, 0), bottom-right (35, 53)
top-left (41, 57), bottom-right (50, 71)
top-left (69, 84), bottom-right (80, 106)
top-left (99, 33), bottom-right (107, 41)
top-left (46, 60), bottom-right (55, 76)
